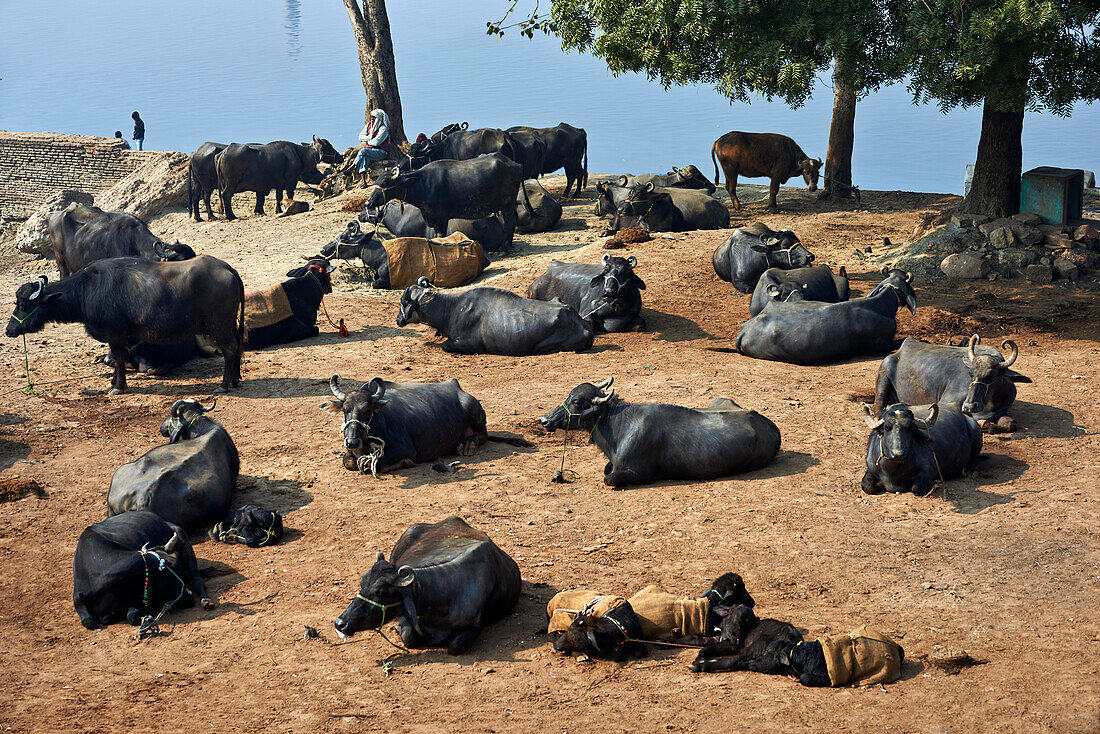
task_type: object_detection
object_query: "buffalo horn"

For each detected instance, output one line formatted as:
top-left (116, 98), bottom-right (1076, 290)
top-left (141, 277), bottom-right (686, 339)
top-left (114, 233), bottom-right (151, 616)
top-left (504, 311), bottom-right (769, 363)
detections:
top-left (904, 271), bottom-right (913, 283)
top-left (966, 334), bottom-right (980, 364)
top-left (591, 388), bottom-right (615, 404)
top-left (29, 275), bottom-right (47, 300)
top-left (602, 253), bottom-right (612, 265)
top-left (880, 265), bottom-right (890, 277)
top-left (766, 284), bottom-right (781, 297)
top-left (460, 121), bottom-right (469, 130)
top-left (627, 255), bottom-right (637, 268)
top-left (329, 374), bottom-right (347, 401)
top-left (395, 566), bottom-right (416, 587)
top-left (862, 403), bottom-right (884, 430)
top-left (169, 399), bottom-right (185, 418)
top-left (367, 377), bottom-right (386, 400)
top-left (644, 181), bottom-right (654, 192)
top-left (915, 403), bottom-right (939, 431)
top-left (198, 398), bottom-right (217, 413)
top-left (618, 175), bottom-right (628, 187)
top-left (594, 376), bottom-right (614, 390)
top-left (164, 533), bottom-right (179, 553)
top-left (376, 551), bottom-right (385, 562)
top-left (152, 240), bottom-right (169, 259)
top-left (1000, 339), bottom-right (1018, 368)
top-left (417, 276), bottom-right (432, 289)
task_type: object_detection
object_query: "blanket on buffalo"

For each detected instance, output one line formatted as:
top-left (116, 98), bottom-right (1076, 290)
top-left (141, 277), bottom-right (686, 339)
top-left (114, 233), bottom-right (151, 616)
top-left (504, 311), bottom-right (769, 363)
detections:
top-left (626, 585), bottom-right (711, 640)
top-left (384, 232), bottom-right (488, 289)
top-left (818, 625), bottom-right (904, 686)
top-left (244, 283), bottom-right (294, 339)
top-left (546, 589), bottom-right (628, 633)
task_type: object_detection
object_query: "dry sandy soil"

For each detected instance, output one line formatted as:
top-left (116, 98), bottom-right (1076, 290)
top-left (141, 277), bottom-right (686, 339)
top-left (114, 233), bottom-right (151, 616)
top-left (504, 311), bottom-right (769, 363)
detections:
top-left (0, 177), bottom-right (1097, 733)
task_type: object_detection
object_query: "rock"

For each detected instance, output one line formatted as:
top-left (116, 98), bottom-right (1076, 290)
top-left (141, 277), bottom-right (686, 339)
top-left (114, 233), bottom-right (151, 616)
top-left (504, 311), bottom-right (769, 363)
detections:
top-left (1074, 223), bottom-right (1099, 242)
top-left (1025, 264), bottom-right (1053, 283)
top-left (1017, 227), bottom-right (1043, 247)
top-left (979, 218), bottom-right (1019, 237)
top-left (1043, 232), bottom-right (1075, 249)
top-left (878, 223), bottom-right (987, 284)
top-left (1053, 257), bottom-right (1078, 281)
top-left (997, 248), bottom-right (1037, 268)
top-left (96, 152), bottom-right (189, 220)
top-left (1011, 212), bottom-right (1042, 226)
top-left (12, 189), bottom-right (94, 257)
top-left (940, 252), bottom-right (990, 280)
top-left (988, 226), bottom-right (1017, 249)
top-left (1038, 224), bottom-right (1068, 236)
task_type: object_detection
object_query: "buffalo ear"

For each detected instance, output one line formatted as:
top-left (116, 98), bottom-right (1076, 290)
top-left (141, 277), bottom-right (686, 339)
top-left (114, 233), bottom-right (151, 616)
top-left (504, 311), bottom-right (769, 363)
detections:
top-left (318, 400), bottom-right (344, 414)
top-left (1004, 370), bottom-right (1032, 383)
top-left (169, 421), bottom-right (188, 444)
top-left (632, 273), bottom-right (647, 290)
top-left (376, 551), bottom-right (385, 562)
top-left (589, 274), bottom-right (604, 288)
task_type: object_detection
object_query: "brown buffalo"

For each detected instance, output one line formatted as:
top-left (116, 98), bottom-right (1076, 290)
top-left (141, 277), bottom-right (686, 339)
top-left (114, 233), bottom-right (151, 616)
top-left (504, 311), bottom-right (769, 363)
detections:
top-left (711, 132), bottom-right (821, 211)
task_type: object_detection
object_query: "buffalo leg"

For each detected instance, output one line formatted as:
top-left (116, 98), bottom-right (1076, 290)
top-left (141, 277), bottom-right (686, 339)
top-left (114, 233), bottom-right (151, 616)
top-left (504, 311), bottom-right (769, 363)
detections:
top-left (274, 189), bottom-right (284, 213)
top-left (692, 653), bottom-right (753, 673)
top-left (500, 205), bottom-right (518, 254)
top-left (872, 363), bottom-right (898, 414)
top-left (726, 166), bottom-right (742, 210)
top-left (446, 626), bottom-right (481, 655)
top-left (861, 470), bottom-right (885, 494)
top-left (768, 178), bottom-right (780, 212)
top-left (204, 188), bottom-right (216, 220)
top-left (440, 338), bottom-right (474, 354)
top-left (107, 339), bottom-right (128, 394)
top-left (397, 620), bottom-right (425, 648)
top-left (255, 191), bottom-right (266, 215)
top-left (210, 327), bottom-right (242, 392)
top-left (458, 426), bottom-right (488, 456)
top-left (178, 534), bottom-right (214, 608)
top-left (563, 166), bottom-right (576, 198)
top-left (286, 180), bottom-right (296, 202)
top-left (221, 187), bottom-right (236, 221)
top-left (604, 465), bottom-right (647, 488)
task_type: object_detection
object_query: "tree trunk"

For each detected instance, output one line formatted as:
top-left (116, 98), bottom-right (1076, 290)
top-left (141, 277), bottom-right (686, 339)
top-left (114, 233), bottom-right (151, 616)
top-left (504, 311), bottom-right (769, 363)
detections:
top-left (821, 57), bottom-right (858, 201)
top-left (963, 98), bottom-right (1024, 218)
top-left (343, 0), bottom-right (408, 148)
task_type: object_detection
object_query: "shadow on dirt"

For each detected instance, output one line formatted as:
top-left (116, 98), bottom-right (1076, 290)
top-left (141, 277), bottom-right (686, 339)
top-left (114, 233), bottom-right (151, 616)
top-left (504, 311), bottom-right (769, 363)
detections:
top-left (648, 310), bottom-right (716, 342)
top-left (392, 436), bottom-right (540, 491)
top-left (1009, 401), bottom-right (1086, 440)
top-left (235, 475), bottom-right (314, 515)
top-left (0, 413), bottom-right (30, 472)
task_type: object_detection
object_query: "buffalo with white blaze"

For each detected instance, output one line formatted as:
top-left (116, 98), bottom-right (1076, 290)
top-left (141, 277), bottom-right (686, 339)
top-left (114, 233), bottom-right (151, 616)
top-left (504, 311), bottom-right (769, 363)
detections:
top-left (861, 403), bottom-right (982, 496)
top-left (333, 516), bottom-right (521, 654)
top-left (49, 206), bottom-right (195, 278)
top-left (712, 223), bottom-right (815, 293)
top-left (526, 254), bottom-right (646, 333)
top-left (749, 265), bottom-right (849, 316)
top-left (397, 277), bottom-right (593, 356)
top-left (874, 335), bottom-right (1030, 433)
top-left (538, 378), bottom-right (781, 488)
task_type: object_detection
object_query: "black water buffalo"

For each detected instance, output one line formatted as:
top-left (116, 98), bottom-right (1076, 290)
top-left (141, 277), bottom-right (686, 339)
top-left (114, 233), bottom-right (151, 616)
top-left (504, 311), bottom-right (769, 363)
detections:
top-left (358, 201), bottom-right (508, 252)
top-left (736, 268), bottom-right (916, 366)
top-left (861, 403), bottom-right (982, 496)
top-left (245, 258), bottom-right (335, 349)
top-left (711, 131), bottom-right (822, 211)
top-left (366, 154), bottom-right (534, 254)
top-left (105, 339), bottom-right (204, 377)
top-left (333, 516), bottom-right (521, 654)
top-left (210, 505), bottom-right (284, 547)
top-left (712, 223), bottom-right (814, 293)
top-left (526, 254), bottom-right (646, 333)
top-left (749, 265), bottom-right (849, 316)
top-left (49, 207), bottom-right (195, 278)
top-left (320, 374), bottom-right (531, 474)
top-left (397, 278), bottom-right (593, 355)
top-left (874, 335), bottom-right (1030, 433)
top-left (6, 256), bottom-right (244, 394)
top-left (538, 378), bottom-right (780, 487)
top-left (621, 166), bottom-right (716, 194)
top-left (692, 605), bottom-right (805, 674)
top-left (188, 141), bottom-right (227, 221)
top-left (602, 181), bottom-right (730, 233)
top-left (406, 126), bottom-right (519, 169)
top-left (506, 129), bottom-right (548, 179)
top-left (108, 399), bottom-right (238, 530)
top-left (516, 179), bottom-right (562, 234)
top-left (507, 123), bottom-right (588, 197)
top-left (73, 510), bottom-right (213, 630)
top-left (216, 137), bottom-right (342, 220)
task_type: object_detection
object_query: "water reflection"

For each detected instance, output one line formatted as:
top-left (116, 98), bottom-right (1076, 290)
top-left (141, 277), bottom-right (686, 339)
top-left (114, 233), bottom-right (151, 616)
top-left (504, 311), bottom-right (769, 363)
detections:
top-left (284, 0), bottom-right (301, 61)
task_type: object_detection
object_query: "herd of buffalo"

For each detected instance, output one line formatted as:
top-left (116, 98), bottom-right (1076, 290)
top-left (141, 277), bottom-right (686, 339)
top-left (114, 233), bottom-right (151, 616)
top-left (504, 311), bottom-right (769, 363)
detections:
top-left (9, 120), bottom-right (1033, 687)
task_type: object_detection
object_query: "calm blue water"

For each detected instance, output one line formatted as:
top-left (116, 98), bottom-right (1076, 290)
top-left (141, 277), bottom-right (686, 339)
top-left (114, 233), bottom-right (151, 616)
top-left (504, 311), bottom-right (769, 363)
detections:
top-left (1, 0), bottom-right (1096, 194)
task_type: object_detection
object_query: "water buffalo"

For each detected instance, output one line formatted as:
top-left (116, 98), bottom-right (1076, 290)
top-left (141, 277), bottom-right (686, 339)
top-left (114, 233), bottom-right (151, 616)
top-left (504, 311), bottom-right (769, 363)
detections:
top-left (538, 378), bottom-right (781, 487)
top-left (6, 256), bottom-right (244, 394)
top-left (622, 166), bottom-right (716, 194)
top-left (49, 206), bottom-right (195, 278)
top-left (108, 399), bottom-right (238, 530)
top-left (406, 126), bottom-right (519, 169)
top-left (506, 123), bottom-right (588, 197)
top-left (711, 131), bottom-right (821, 211)
top-left (712, 223), bottom-right (814, 293)
top-left (874, 335), bottom-right (1030, 433)
top-left (188, 141), bottom-right (227, 221)
top-left (366, 154), bottom-right (535, 254)
top-left (216, 137), bottom-right (342, 220)
top-left (358, 201), bottom-right (508, 252)
top-left (245, 258), bottom-right (335, 349)
top-left (595, 181), bottom-right (729, 232)
top-left (73, 510), bottom-right (213, 630)
top-left (105, 339), bottom-right (204, 377)
top-left (333, 516), bottom-right (521, 654)
top-left (506, 129), bottom-right (548, 179)
top-left (397, 278), bottom-right (593, 355)
top-left (691, 604), bottom-right (804, 674)
top-left (516, 179), bottom-right (562, 234)
top-left (735, 268), bottom-right (916, 365)
top-left (861, 403), bottom-right (982, 496)
top-left (320, 374), bottom-right (531, 474)
top-left (749, 265), bottom-right (849, 316)
top-left (526, 254), bottom-right (646, 333)
top-left (210, 505), bottom-right (284, 548)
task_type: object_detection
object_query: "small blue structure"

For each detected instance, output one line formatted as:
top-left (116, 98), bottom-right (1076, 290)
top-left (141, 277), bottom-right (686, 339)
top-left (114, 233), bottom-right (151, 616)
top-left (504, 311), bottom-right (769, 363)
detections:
top-left (1020, 167), bottom-right (1084, 225)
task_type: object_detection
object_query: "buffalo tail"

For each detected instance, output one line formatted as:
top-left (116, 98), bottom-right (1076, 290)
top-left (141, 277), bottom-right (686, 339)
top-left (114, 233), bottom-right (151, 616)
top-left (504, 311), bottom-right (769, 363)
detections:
top-left (711, 142), bottom-right (722, 189)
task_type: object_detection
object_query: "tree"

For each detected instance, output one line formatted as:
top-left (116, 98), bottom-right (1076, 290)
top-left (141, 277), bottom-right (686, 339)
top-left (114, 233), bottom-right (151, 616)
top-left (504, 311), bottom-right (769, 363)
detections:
top-left (343, 0), bottom-right (407, 147)
top-left (906, 1), bottom-right (1100, 217)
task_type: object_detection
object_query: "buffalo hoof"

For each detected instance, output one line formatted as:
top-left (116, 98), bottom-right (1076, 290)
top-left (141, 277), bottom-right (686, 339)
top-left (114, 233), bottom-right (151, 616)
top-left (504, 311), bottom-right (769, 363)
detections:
top-left (109, 387), bottom-right (124, 396)
top-left (214, 387), bottom-right (228, 394)
top-left (200, 597), bottom-right (215, 609)
top-left (995, 416), bottom-right (1016, 433)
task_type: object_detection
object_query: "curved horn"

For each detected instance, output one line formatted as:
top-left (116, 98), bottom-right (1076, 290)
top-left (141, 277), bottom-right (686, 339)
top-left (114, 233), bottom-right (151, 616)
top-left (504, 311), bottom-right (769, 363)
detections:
top-left (645, 181), bottom-right (655, 192)
top-left (1000, 339), bottom-right (1018, 368)
top-left (141, 542), bottom-right (151, 553)
top-left (152, 240), bottom-right (170, 259)
top-left (313, 134), bottom-right (319, 143)
top-left (29, 275), bottom-right (47, 300)
top-left (626, 255), bottom-right (637, 268)
top-left (416, 276), bottom-right (433, 289)
top-left (591, 387), bottom-right (616, 404)
top-left (329, 374), bottom-right (347, 401)
top-left (904, 271), bottom-right (913, 283)
top-left (164, 533), bottom-right (179, 553)
top-left (368, 377), bottom-right (386, 400)
top-left (880, 265), bottom-right (890, 277)
top-left (593, 376), bottom-right (614, 390)
top-left (197, 398), bottom-right (217, 413)
top-left (862, 403), bottom-right (884, 430)
top-left (395, 565), bottom-right (416, 587)
top-left (602, 253), bottom-right (612, 265)
top-left (915, 403), bottom-right (939, 431)
top-left (460, 121), bottom-right (469, 130)
top-left (618, 175), bottom-right (628, 187)
top-left (169, 399), bottom-right (185, 418)
top-left (966, 334), bottom-right (979, 364)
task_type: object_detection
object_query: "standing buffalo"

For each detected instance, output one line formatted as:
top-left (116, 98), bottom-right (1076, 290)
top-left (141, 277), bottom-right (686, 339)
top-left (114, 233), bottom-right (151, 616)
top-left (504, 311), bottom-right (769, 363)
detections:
top-left (735, 268), bottom-right (916, 366)
top-left (516, 179), bottom-right (563, 234)
top-left (188, 141), bottom-right (228, 221)
top-left (108, 399), bottom-right (238, 531)
top-left (245, 259), bottom-right (336, 349)
top-left (216, 137), bottom-right (342, 220)
top-left (621, 165), bottom-right (716, 194)
top-left (711, 131), bottom-right (821, 211)
top-left (527, 254), bottom-right (646, 333)
top-left (406, 126), bottom-right (518, 169)
top-left (538, 378), bottom-right (781, 487)
top-left (749, 265), bottom-right (849, 316)
top-left (73, 510), bottom-right (213, 630)
top-left (359, 201), bottom-right (508, 252)
top-left (49, 207), bottom-right (195, 278)
top-left (861, 403), bottom-right (982, 496)
top-left (333, 516), bottom-right (521, 654)
top-left (6, 256), bottom-right (244, 394)
top-left (397, 278), bottom-right (593, 355)
top-left (600, 181), bottom-right (730, 233)
top-left (712, 223), bottom-right (814, 293)
top-left (506, 129), bottom-right (548, 179)
top-left (507, 123), bottom-right (588, 197)
top-left (874, 335), bottom-right (1030, 433)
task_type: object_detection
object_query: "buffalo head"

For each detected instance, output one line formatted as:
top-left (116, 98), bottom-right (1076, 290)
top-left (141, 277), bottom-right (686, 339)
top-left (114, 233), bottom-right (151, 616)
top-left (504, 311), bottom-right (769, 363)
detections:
top-left (616, 182), bottom-right (671, 217)
top-left (875, 266), bottom-right (918, 314)
top-left (286, 258), bottom-right (335, 293)
top-left (210, 505), bottom-right (283, 548)
top-left (961, 335), bottom-right (1030, 415)
top-left (396, 277), bottom-right (437, 328)
top-left (706, 572), bottom-right (756, 610)
top-left (539, 377), bottom-right (616, 433)
top-left (591, 254), bottom-right (646, 304)
top-left (594, 181), bottom-right (619, 216)
top-left (6, 276), bottom-right (57, 337)
top-left (366, 166), bottom-right (412, 211)
top-left (553, 607), bottom-right (648, 661)
top-left (715, 604), bottom-right (758, 650)
top-left (152, 240), bottom-right (196, 262)
top-left (310, 135), bottom-right (343, 165)
top-left (800, 157), bottom-right (823, 191)
top-left (334, 550), bottom-right (411, 638)
top-left (864, 402), bottom-right (938, 463)
top-left (160, 398), bottom-right (217, 443)
top-left (320, 374), bottom-right (389, 471)
top-left (748, 229), bottom-right (814, 268)
top-left (670, 165), bottom-right (716, 193)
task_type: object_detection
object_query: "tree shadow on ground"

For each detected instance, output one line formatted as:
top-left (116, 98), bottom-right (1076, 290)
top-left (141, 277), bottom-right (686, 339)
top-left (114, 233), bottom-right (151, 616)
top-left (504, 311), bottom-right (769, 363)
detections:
top-left (82, 376), bottom-right (349, 400)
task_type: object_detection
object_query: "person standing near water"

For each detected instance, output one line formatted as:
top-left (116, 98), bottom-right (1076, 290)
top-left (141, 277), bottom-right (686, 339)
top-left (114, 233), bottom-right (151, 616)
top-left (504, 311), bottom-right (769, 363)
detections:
top-left (353, 109), bottom-right (389, 186)
top-left (131, 111), bottom-right (145, 150)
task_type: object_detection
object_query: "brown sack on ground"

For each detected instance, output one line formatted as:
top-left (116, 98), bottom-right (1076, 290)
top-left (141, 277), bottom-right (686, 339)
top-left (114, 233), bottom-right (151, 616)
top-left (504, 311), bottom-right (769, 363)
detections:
top-left (626, 585), bottom-right (711, 639)
top-left (819, 625), bottom-right (904, 686)
top-left (244, 284), bottom-right (293, 339)
top-left (384, 232), bottom-right (489, 289)
top-left (546, 589), bottom-right (628, 633)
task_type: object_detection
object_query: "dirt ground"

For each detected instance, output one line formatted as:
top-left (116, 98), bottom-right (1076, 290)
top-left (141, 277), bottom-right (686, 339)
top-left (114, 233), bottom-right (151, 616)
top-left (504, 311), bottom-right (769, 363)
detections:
top-left (0, 177), bottom-right (1097, 733)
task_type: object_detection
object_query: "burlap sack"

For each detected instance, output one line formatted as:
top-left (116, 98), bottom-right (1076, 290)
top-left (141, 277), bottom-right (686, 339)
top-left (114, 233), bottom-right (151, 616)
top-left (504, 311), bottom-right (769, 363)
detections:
top-left (626, 585), bottom-right (711, 640)
top-left (546, 589), bottom-right (628, 633)
top-left (819, 626), bottom-right (904, 686)
top-left (384, 232), bottom-right (487, 289)
top-left (244, 284), bottom-right (293, 338)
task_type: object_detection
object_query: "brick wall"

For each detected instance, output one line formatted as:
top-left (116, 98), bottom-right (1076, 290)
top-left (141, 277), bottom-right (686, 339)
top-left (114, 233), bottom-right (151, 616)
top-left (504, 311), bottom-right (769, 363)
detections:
top-left (0, 131), bottom-right (165, 219)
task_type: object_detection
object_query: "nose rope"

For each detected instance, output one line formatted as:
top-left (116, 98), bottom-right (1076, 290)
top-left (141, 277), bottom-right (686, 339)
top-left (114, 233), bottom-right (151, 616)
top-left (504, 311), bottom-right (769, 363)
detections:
top-left (551, 402), bottom-right (604, 483)
top-left (136, 548), bottom-right (189, 640)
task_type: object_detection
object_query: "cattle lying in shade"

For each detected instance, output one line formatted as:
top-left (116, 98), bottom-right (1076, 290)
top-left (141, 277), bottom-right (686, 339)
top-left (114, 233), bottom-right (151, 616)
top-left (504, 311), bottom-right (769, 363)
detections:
top-left (215, 137), bottom-right (342, 220)
top-left (506, 123), bottom-right (588, 197)
top-left (397, 278), bottom-right (593, 355)
top-left (73, 510), bottom-right (213, 629)
top-left (712, 223), bottom-right (814, 293)
top-left (244, 258), bottom-right (335, 349)
top-left (210, 505), bottom-right (284, 547)
top-left (599, 181), bottom-right (730, 233)
top-left (735, 267), bottom-right (917, 366)
top-left (874, 335), bottom-right (1030, 433)
top-left (516, 179), bottom-right (563, 234)
top-left (358, 200), bottom-right (508, 253)
top-left (333, 516), bottom-right (521, 654)
top-left (526, 254), bottom-right (646, 333)
top-left (320, 374), bottom-right (531, 475)
top-left (621, 166), bottom-right (717, 194)
top-left (711, 131), bottom-right (821, 211)
top-left (749, 265), bottom-right (849, 316)
top-left (538, 378), bottom-right (780, 487)
top-left (861, 402), bottom-right (982, 496)
top-left (108, 399), bottom-right (239, 531)
top-left (49, 205), bottom-right (195, 278)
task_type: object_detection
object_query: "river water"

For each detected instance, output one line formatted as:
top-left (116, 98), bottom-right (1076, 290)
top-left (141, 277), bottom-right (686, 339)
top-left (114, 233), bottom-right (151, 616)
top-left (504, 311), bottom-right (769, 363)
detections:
top-left (1, 0), bottom-right (1096, 194)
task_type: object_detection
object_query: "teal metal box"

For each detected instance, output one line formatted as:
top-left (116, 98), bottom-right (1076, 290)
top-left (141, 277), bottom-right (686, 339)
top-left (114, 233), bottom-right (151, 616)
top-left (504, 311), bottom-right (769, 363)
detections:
top-left (1020, 167), bottom-right (1084, 225)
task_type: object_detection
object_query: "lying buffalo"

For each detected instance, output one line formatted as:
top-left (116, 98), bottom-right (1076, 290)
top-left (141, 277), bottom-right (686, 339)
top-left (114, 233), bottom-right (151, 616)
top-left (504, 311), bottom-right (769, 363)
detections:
top-left (108, 399), bottom-right (238, 531)
top-left (621, 166), bottom-right (716, 194)
top-left (516, 179), bottom-right (562, 234)
top-left (712, 223), bottom-right (814, 293)
top-left (507, 123), bottom-right (588, 197)
top-left (599, 181), bottom-right (730, 233)
top-left (861, 403), bottom-right (982, 496)
top-left (333, 516), bottom-right (521, 654)
top-left (874, 335), bottom-right (1030, 433)
top-left (539, 378), bottom-right (780, 487)
top-left (210, 505), bottom-right (284, 548)
top-left (406, 126), bottom-right (518, 169)
top-left (320, 374), bottom-right (531, 475)
top-left (7, 257), bottom-right (244, 394)
top-left (736, 268), bottom-right (916, 366)
top-left (188, 141), bottom-right (227, 221)
top-left (527, 254), bottom-right (646, 333)
top-left (691, 604), bottom-right (804, 675)
top-left (245, 258), bottom-right (335, 349)
top-left (49, 206), bottom-right (195, 278)
top-left (359, 200), bottom-right (508, 253)
top-left (73, 510), bottom-right (213, 630)
top-left (397, 278), bottom-right (593, 355)
top-left (711, 131), bottom-right (821, 211)
top-left (749, 265), bottom-right (849, 316)
top-left (216, 137), bottom-right (342, 220)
